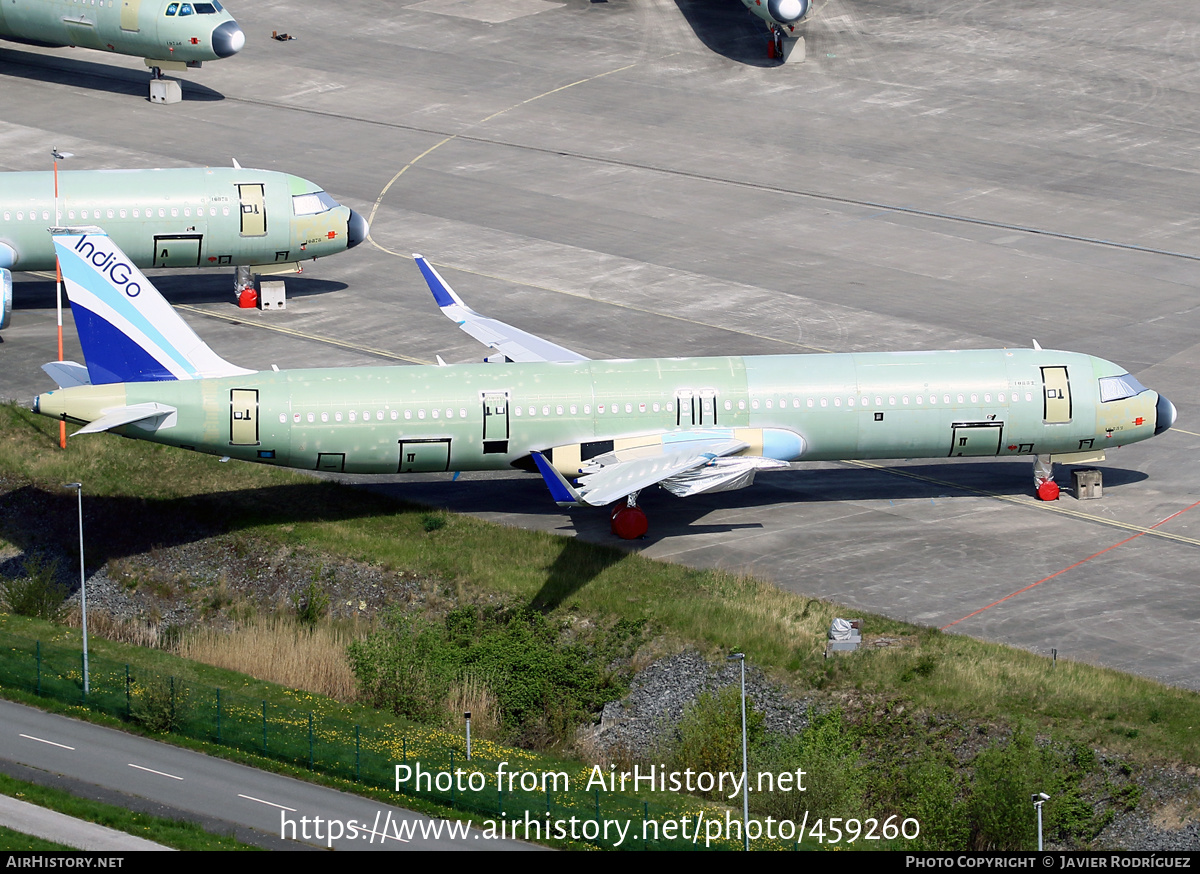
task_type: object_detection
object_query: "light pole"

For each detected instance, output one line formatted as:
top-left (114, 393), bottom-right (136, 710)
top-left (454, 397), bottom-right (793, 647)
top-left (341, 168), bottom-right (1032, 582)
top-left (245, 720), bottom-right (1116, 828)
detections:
top-left (464, 711), bottom-right (471, 761)
top-left (1032, 792), bottom-right (1049, 851)
top-left (63, 482), bottom-right (88, 695)
top-left (51, 148), bottom-right (73, 450)
top-left (727, 652), bottom-right (749, 850)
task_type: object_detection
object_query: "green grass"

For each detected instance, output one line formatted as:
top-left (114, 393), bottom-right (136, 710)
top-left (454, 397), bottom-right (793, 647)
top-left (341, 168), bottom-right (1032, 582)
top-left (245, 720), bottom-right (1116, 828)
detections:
top-left (4, 400), bottom-right (1200, 768)
top-left (0, 772), bottom-right (260, 850)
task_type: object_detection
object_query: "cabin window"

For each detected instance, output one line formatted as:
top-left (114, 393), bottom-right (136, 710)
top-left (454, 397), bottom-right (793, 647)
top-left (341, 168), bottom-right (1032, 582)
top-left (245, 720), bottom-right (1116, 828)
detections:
top-left (389, 410), bottom-right (397, 420)
top-left (541, 405), bottom-right (549, 416)
top-left (529, 406), bottom-right (537, 417)
top-left (404, 410), bottom-right (412, 420)
top-left (335, 412), bottom-right (343, 422)
top-left (956, 394), bottom-right (964, 403)
top-left (278, 413), bottom-right (286, 423)
top-left (556, 405), bottom-right (564, 415)
top-left (459, 408), bottom-right (467, 418)
top-left (321, 412), bottom-right (329, 422)
top-left (752, 400), bottom-right (759, 410)
top-left (418, 410), bottom-right (426, 420)
top-left (889, 396), bottom-right (896, 405)
top-left (998, 393), bottom-right (1005, 403)
top-left (916, 396), bottom-right (923, 405)
top-left (306, 412), bottom-right (314, 423)
top-left (766, 400), bottom-right (773, 409)
top-left (432, 409), bottom-right (439, 419)
top-left (514, 407), bottom-right (522, 417)
top-left (349, 411), bottom-right (357, 422)
top-left (623, 403), bottom-right (630, 413)
top-left (584, 405), bottom-right (591, 414)
top-left (902, 396), bottom-right (909, 405)
top-left (834, 398), bottom-right (842, 407)
top-left (929, 395), bottom-right (936, 405)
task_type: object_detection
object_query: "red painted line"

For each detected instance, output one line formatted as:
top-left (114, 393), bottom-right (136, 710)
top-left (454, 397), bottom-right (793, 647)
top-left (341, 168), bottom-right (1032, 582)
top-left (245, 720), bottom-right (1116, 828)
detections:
top-left (942, 498), bottom-right (1200, 630)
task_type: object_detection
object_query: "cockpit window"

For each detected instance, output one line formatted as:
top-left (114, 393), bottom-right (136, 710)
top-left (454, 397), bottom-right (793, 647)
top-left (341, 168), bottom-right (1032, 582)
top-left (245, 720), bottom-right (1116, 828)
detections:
top-left (165, 2), bottom-right (178, 14)
top-left (292, 191), bottom-right (340, 216)
top-left (179, 3), bottom-right (194, 15)
top-left (195, 3), bottom-right (218, 11)
top-left (1099, 374), bottom-right (1147, 402)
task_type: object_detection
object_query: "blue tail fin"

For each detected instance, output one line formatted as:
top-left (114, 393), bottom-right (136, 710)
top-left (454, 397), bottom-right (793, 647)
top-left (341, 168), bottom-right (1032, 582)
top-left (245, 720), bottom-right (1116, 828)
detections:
top-left (52, 228), bottom-right (253, 385)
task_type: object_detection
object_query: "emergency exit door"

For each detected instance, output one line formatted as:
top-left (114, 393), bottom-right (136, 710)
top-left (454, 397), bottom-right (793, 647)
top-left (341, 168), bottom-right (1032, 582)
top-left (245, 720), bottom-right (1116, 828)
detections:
top-left (230, 389), bottom-right (259, 445)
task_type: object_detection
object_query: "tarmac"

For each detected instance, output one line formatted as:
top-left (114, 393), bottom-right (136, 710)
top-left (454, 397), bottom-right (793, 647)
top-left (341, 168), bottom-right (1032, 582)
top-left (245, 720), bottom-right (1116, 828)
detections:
top-left (1, 0), bottom-right (1198, 688)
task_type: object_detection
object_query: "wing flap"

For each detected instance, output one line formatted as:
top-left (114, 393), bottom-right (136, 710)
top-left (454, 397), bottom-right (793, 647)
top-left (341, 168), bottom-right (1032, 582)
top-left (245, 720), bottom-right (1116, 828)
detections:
top-left (570, 438), bottom-right (748, 507)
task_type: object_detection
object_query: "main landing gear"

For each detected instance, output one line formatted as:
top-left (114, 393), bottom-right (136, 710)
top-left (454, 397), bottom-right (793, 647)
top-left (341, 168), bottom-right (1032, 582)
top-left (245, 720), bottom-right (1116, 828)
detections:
top-left (611, 492), bottom-right (648, 540)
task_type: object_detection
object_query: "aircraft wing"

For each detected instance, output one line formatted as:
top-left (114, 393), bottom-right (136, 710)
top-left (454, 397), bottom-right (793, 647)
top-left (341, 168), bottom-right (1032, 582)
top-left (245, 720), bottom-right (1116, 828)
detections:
top-left (413, 255), bottom-right (589, 363)
top-left (532, 437), bottom-right (749, 507)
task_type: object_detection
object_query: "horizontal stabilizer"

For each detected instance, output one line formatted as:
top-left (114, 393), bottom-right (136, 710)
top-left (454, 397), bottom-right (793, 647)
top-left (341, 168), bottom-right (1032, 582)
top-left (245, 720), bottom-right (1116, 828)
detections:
top-left (414, 255), bottom-right (589, 363)
top-left (41, 361), bottom-right (92, 388)
top-left (72, 402), bottom-right (177, 436)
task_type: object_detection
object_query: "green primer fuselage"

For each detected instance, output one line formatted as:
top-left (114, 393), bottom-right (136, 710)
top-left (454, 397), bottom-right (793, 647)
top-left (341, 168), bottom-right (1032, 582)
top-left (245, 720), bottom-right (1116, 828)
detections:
top-left (0, 0), bottom-right (237, 63)
top-left (38, 349), bottom-right (1162, 481)
top-left (0, 168), bottom-right (357, 273)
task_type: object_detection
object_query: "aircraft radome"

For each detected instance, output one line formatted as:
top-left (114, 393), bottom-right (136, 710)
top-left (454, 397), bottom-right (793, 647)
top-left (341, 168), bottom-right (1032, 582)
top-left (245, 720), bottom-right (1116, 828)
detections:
top-left (0, 165), bottom-right (368, 327)
top-left (0, 0), bottom-right (244, 100)
top-left (33, 229), bottom-right (1176, 539)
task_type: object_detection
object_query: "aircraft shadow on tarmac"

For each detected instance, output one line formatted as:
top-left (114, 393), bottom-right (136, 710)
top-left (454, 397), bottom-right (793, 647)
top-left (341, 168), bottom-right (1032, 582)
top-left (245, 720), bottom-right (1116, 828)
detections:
top-left (673, 0), bottom-right (781, 67)
top-left (0, 460), bottom-right (1151, 613)
top-left (11, 273), bottom-right (349, 310)
top-left (0, 47), bottom-right (225, 100)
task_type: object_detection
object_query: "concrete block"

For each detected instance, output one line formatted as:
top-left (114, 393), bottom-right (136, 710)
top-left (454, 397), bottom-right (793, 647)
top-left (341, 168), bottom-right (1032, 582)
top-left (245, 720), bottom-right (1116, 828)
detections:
top-left (258, 281), bottom-right (287, 311)
top-left (149, 79), bottom-right (182, 105)
top-left (1073, 468), bottom-right (1103, 500)
top-left (780, 35), bottom-right (805, 64)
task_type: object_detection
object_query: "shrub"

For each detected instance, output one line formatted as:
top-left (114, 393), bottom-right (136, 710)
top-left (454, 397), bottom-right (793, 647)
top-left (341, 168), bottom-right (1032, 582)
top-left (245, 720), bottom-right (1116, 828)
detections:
top-left (2, 555), bottom-right (69, 622)
top-left (131, 675), bottom-right (190, 733)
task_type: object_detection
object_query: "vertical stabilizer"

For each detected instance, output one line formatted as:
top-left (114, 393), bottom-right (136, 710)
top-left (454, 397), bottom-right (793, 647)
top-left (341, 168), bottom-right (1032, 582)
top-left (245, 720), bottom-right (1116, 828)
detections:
top-left (52, 228), bottom-right (254, 384)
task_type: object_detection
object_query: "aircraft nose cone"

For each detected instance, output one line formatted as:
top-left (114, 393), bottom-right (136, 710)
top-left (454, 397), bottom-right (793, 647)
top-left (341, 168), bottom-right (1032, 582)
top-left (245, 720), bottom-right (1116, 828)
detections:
top-left (1155, 393), bottom-right (1177, 436)
top-left (212, 20), bottom-right (245, 58)
top-left (346, 209), bottom-right (369, 249)
top-left (767, 0), bottom-right (809, 23)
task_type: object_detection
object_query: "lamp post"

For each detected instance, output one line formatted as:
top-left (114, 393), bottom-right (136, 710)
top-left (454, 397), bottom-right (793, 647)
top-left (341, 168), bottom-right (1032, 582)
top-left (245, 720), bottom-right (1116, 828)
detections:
top-left (727, 652), bottom-right (749, 850)
top-left (63, 482), bottom-right (88, 695)
top-left (1032, 792), bottom-right (1049, 851)
top-left (464, 711), bottom-right (472, 761)
top-left (51, 148), bottom-right (73, 450)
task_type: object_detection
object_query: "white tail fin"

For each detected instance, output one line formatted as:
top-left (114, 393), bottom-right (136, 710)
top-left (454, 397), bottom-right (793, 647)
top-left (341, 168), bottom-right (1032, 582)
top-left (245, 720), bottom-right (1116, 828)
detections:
top-left (51, 227), bottom-right (254, 384)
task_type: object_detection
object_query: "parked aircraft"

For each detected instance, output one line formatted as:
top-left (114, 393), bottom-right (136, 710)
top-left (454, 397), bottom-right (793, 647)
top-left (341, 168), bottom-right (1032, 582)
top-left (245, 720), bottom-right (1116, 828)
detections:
top-left (0, 0), bottom-right (244, 91)
top-left (0, 166), bottom-right (368, 320)
top-left (33, 229), bottom-right (1175, 538)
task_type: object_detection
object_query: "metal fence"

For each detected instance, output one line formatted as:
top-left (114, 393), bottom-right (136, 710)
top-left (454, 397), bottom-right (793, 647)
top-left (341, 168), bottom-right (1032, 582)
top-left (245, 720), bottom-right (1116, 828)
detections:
top-left (0, 628), bottom-right (758, 850)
